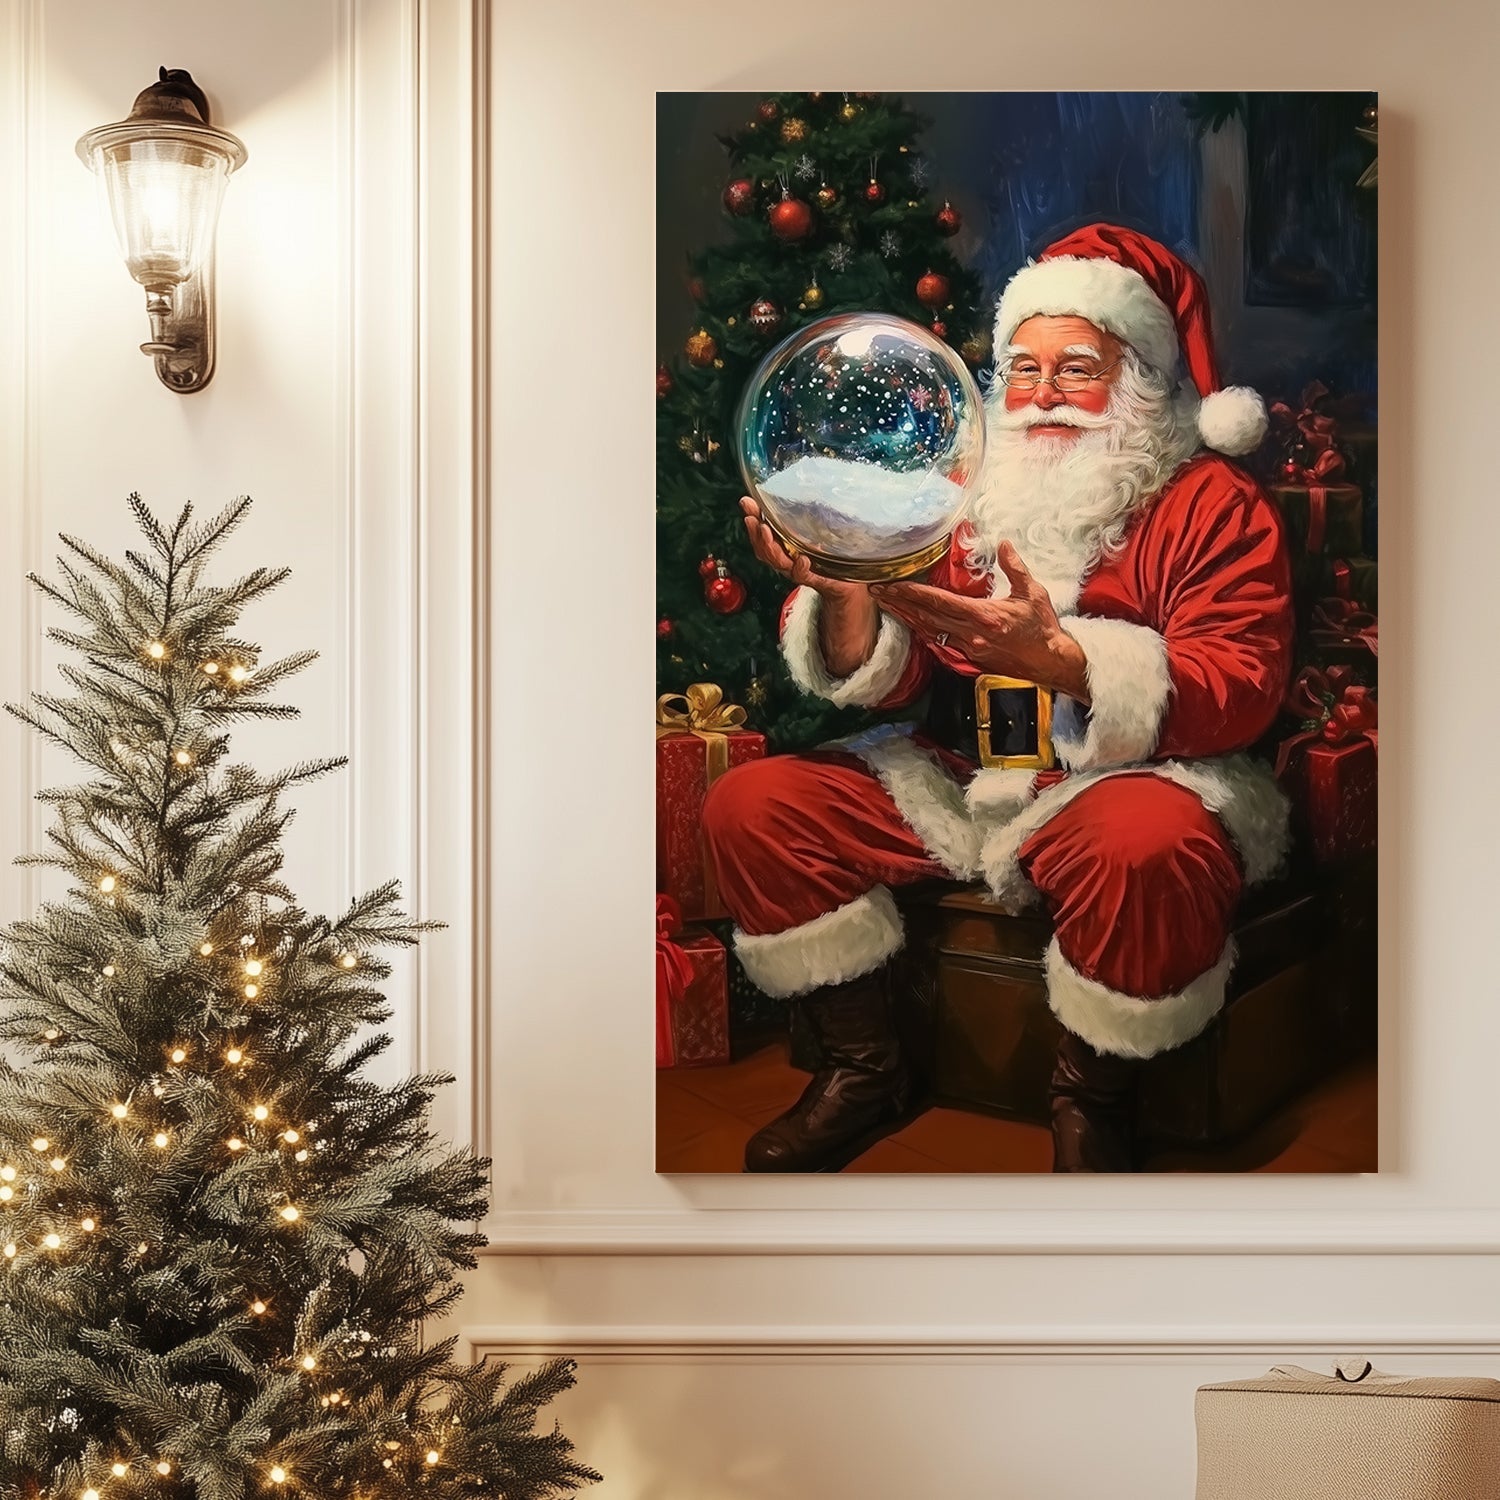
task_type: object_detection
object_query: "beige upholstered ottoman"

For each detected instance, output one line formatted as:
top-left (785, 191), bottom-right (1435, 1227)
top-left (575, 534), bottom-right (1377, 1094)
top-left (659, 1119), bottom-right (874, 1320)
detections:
top-left (1196, 1361), bottom-right (1500, 1499)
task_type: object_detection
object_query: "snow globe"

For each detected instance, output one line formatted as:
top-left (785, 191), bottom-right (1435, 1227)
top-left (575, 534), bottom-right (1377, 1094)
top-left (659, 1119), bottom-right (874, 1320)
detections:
top-left (735, 313), bottom-right (986, 580)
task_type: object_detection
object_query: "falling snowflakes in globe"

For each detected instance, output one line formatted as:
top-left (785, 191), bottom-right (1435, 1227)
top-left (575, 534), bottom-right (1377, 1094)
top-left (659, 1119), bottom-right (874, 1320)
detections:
top-left (879, 231), bottom-right (901, 259)
top-left (793, 154), bottom-right (817, 181)
top-left (827, 244), bottom-right (853, 272)
top-left (908, 156), bottom-right (933, 188)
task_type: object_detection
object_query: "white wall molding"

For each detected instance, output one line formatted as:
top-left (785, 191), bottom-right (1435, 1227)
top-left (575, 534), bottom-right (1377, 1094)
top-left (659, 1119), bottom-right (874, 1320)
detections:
top-left (459, 1322), bottom-right (1500, 1363)
top-left (475, 1206), bottom-right (1500, 1257)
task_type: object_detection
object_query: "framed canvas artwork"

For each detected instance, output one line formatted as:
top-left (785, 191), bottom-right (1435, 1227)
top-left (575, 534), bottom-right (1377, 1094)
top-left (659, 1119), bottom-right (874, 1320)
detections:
top-left (655, 91), bottom-right (1378, 1175)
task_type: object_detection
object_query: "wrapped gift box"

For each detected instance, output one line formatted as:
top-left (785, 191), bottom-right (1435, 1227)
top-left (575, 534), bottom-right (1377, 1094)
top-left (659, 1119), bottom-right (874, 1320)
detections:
top-left (1280, 736), bottom-right (1377, 863)
top-left (662, 924), bottom-right (730, 1068)
top-left (1269, 482), bottom-right (1363, 557)
top-left (657, 722), bottom-right (765, 921)
top-left (1196, 1362), bottom-right (1500, 1499)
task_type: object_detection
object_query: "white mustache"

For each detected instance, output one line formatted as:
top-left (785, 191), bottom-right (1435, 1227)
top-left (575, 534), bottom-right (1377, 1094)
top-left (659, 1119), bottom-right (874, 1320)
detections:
top-left (993, 402), bottom-right (1114, 433)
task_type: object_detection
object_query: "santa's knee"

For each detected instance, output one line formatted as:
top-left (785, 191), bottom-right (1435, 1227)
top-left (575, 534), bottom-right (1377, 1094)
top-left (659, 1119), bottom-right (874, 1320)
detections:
top-left (701, 756), bottom-right (797, 861)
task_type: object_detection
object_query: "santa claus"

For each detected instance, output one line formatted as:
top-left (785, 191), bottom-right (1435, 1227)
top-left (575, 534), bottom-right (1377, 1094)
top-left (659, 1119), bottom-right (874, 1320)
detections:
top-left (704, 223), bottom-right (1295, 1173)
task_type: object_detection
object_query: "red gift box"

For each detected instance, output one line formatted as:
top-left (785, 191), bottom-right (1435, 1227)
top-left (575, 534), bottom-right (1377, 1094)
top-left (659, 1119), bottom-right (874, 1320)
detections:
top-left (658, 917), bottom-right (730, 1068)
top-left (656, 684), bottom-right (766, 920)
top-left (1276, 668), bottom-right (1378, 863)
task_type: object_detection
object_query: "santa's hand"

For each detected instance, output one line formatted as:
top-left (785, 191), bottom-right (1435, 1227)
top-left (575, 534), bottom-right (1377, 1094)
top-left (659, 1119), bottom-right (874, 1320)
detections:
top-left (872, 544), bottom-right (1090, 701)
top-left (739, 496), bottom-right (868, 601)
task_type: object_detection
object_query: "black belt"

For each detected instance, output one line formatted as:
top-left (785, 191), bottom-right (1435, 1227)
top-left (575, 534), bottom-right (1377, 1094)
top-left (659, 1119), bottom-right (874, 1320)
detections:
top-left (923, 667), bottom-right (1056, 770)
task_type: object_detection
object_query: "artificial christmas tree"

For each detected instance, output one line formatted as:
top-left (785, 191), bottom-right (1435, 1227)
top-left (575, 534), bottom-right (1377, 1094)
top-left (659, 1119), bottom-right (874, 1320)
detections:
top-left (0, 497), bottom-right (597, 1500)
top-left (657, 91), bottom-right (987, 752)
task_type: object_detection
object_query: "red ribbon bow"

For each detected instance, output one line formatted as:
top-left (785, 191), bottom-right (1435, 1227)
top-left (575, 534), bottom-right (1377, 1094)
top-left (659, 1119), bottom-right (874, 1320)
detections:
top-left (1310, 594), bottom-right (1378, 657)
top-left (656, 894), bottom-right (693, 1067)
top-left (1276, 667), bottom-right (1378, 777)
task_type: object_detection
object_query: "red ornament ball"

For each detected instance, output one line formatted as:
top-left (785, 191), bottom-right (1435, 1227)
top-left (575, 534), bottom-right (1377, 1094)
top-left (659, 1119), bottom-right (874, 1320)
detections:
top-left (657, 618), bottom-right (674, 640)
top-left (684, 330), bottom-right (718, 367)
top-left (698, 554), bottom-right (719, 578)
top-left (656, 364), bottom-right (673, 399)
top-left (815, 182), bottom-right (839, 210)
top-left (769, 196), bottom-right (814, 241)
top-left (705, 567), bottom-right (748, 615)
top-left (916, 271), bottom-right (951, 308)
top-left (935, 201), bottom-right (962, 237)
top-left (863, 179), bottom-right (887, 206)
top-left (1282, 459), bottom-right (1302, 478)
top-left (757, 99), bottom-right (780, 122)
top-left (722, 178), bottom-right (756, 216)
top-left (930, 319), bottom-right (947, 339)
top-left (749, 297), bottom-right (783, 335)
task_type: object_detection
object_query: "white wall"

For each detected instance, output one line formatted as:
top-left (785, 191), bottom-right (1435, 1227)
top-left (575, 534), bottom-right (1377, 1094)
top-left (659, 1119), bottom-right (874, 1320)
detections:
top-left (8, 0), bottom-right (1500, 1496)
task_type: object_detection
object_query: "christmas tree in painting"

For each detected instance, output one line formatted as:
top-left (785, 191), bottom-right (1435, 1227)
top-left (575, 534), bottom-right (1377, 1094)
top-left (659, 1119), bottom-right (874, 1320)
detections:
top-left (0, 497), bottom-right (597, 1499)
top-left (656, 91), bottom-right (987, 749)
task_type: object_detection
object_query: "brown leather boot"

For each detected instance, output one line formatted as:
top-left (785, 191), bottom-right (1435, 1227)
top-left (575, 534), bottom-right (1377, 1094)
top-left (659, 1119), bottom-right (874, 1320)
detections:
top-left (745, 966), bottom-right (912, 1172)
top-left (1050, 1029), bottom-right (1140, 1173)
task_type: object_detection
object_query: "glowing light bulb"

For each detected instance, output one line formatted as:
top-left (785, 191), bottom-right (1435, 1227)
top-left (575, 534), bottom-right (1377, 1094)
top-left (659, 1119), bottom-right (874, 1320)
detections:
top-left (147, 640), bottom-right (166, 660)
top-left (301, 1354), bottom-right (317, 1370)
top-left (339, 953), bottom-right (357, 970)
top-left (244, 959), bottom-right (263, 977)
top-left (2, 1243), bottom-right (14, 1258)
top-left (203, 661), bottom-right (220, 675)
top-left (83, 1487), bottom-right (101, 1500)
top-left (252, 1105), bottom-right (269, 1121)
top-left (111, 1103), bottom-right (128, 1119)
top-left (229, 665), bottom-right (249, 683)
top-left (226, 1137), bottom-right (245, 1152)
top-left (269, 1466), bottom-right (287, 1485)
top-left (382, 1459), bottom-right (393, 1470)
top-left (0, 1165), bottom-right (12, 1180)
top-left (43, 1027), bottom-right (60, 1040)
top-left (43, 1232), bottom-right (61, 1249)
top-left (0, 1187), bottom-right (12, 1202)
top-left (111, 1463), bottom-right (128, 1477)
top-left (155, 1461), bottom-right (171, 1477)
top-left (294, 1149), bottom-right (308, 1162)
top-left (170, 1047), bottom-right (187, 1064)
top-left (244, 983), bottom-right (259, 999)
top-left (31, 1138), bottom-right (48, 1152)
top-left (199, 942), bottom-right (214, 956)
top-left (173, 749), bottom-right (192, 766)
top-left (102, 964), bottom-right (116, 977)
top-left (279, 1205), bottom-right (300, 1222)
top-left (384, 1441), bottom-right (400, 1451)
top-left (251, 1299), bottom-right (267, 1315)
top-left (50, 1157), bottom-right (66, 1172)
top-left (225, 1047), bottom-right (244, 1065)
top-left (81, 1217), bottom-right (96, 1231)
top-left (138, 1241), bottom-right (149, 1254)
top-left (426, 1450), bottom-right (440, 1465)
top-left (153, 1132), bottom-right (169, 1149)
top-left (283, 1129), bottom-right (300, 1144)
top-left (98, 875), bottom-right (116, 893)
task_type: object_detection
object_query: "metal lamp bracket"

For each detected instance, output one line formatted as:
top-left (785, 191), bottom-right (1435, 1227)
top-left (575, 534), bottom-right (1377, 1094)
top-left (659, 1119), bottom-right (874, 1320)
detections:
top-left (141, 253), bottom-right (216, 393)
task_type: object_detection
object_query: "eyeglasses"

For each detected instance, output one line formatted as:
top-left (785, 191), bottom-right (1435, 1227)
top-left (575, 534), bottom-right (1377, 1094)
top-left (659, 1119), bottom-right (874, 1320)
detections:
top-left (1001, 356), bottom-right (1124, 393)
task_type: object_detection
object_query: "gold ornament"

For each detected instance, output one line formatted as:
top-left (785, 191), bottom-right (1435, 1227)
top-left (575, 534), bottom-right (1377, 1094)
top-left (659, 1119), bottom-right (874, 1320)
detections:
top-left (802, 279), bottom-right (825, 310)
top-left (840, 101), bottom-right (859, 122)
top-left (684, 329), bottom-right (717, 367)
top-left (779, 117), bottom-right (808, 144)
top-left (960, 332), bottom-right (992, 366)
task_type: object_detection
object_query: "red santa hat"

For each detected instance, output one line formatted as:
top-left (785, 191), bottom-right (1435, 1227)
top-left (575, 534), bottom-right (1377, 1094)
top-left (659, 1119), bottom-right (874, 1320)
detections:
top-left (991, 222), bottom-right (1268, 457)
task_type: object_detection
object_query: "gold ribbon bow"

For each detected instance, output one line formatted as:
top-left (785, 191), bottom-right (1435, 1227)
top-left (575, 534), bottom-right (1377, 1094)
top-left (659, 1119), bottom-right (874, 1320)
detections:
top-left (656, 683), bottom-right (747, 784)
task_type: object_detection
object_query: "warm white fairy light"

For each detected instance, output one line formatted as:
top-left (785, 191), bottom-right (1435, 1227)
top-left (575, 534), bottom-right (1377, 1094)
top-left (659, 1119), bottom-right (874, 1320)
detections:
top-left (283, 1129), bottom-right (300, 1145)
top-left (203, 661), bottom-right (220, 675)
top-left (83, 1487), bottom-right (100, 1500)
top-left (146, 640), bottom-right (166, 660)
top-left (199, 942), bottom-right (214, 956)
top-left (300, 1353), bottom-right (317, 1371)
top-left (111, 1463), bottom-right (128, 1478)
top-left (0, 1187), bottom-right (12, 1202)
top-left (138, 1241), bottom-right (149, 1254)
top-left (98, 874), bottom-right (117, 893)
top-left (269, 1465), bottom-right (287, 1485)
top-left (0, 1166), bottom-right (13, 1181)
top-left (80, 1217), bottom-right (96, 1232)
top-left (229, 664), bottom-right (249, 683)
top-left (110, 1103), bottom-right (128, 1120)
top-left (102, 964), bottom-right (116, 977)
top-left (31, 1138), bottom-right (48, 1152)
top-left (3, 1243), bottom-right (15, 1259)
top-left (50, 1156), bottom-right (66, 1172)
top-left (339, 953), bottom-right (358, 970)
top-left (43, 1232), bottom-right (61, 1249)
top-left (155, 1461), bottom-right (172, 1477)
top-left (425, 1450), bottom-right (440, 1466)
top-left (43, 1027), bottom-right (60, 1041)
top-left (251, 1299), bottom-right (268, 1315)
top-left (294, 1149), bottom-right (309, 1162)
top-left (153, 1132), bottom-right (170, 1149)
top-left (174, 749), bottom-right (193, 767)
top-left (170, 1047), bottom-right (188, 1064)
top-left (225, 1047), bottom-right (244, 1065)
top-left (279, 1205), bottom-right (300, 1222)
top-left (252, 1105), bottom-right (270, 1122)
top-left (244, 958), bottom-right (264, 977)
top-left (227, 1136), bottom-right (245, 1152)
top-left (244, 983), bottom-right (259, 999)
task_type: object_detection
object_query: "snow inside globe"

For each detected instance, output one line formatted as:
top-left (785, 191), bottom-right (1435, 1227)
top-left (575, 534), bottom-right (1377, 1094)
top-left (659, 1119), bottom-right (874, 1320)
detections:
top-left (735, 313), bottom-right (986, 580)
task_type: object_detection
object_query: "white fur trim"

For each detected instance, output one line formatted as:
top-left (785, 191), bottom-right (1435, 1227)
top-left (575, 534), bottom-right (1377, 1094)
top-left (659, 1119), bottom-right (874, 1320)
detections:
top-left (994, 256), bottom-right (1179, 376)
top-left (832, 724), bottom-right (981, 879)
top-left (1053, 615), bottom-right (1171, 770)
top-left (1047, 935), bottom-right (1236, 1059)
top-left (1197, 386), bottom-right (1268, 456)
top-left (781, 587), bottom-right (912, 709)
top-left (964, 766), bottom-right (1038, 824)
top-left (733, 886), bottom-right (904, 1000)
top-left (978, 756), bottom-right (1290, 908)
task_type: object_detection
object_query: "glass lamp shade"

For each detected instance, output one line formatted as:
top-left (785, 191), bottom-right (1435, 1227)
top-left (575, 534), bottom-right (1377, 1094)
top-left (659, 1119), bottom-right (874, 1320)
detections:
top-left (78, 122), bottom-right (246, 290)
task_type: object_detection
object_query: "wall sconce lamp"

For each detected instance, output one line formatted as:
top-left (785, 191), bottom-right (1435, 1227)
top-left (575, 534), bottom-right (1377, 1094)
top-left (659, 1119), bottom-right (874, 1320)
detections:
top-left (77, 68), bottom-right (247, 393)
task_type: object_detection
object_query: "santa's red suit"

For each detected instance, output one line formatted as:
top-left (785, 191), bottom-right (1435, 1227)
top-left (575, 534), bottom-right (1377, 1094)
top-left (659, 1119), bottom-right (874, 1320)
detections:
top-left (703, 224), bottom-right (1296, 1068)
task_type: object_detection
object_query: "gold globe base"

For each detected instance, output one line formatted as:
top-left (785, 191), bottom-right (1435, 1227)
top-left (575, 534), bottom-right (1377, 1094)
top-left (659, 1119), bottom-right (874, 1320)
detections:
top-left (766, 525), bottom-right (953, 583)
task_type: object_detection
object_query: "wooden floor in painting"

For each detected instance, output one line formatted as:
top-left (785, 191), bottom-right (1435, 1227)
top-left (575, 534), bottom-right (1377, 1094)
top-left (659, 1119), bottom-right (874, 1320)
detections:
top-left (656, 1041), bottom-right (1378, 1174)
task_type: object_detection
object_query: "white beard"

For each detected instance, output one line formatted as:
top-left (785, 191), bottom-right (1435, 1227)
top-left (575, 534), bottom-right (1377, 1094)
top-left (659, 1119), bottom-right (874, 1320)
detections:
top-left (962, 361), bottom-right (1201, 612)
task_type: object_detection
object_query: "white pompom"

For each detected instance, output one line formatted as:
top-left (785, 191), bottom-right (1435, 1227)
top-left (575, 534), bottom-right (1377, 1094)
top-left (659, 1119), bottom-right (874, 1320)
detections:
top-left (1198, 386), bottom-right (1268, 456)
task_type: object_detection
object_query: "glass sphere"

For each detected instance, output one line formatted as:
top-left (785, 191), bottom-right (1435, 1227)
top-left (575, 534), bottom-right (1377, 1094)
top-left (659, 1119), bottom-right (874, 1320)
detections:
top-left (736, 313), bottom-right (986, 580)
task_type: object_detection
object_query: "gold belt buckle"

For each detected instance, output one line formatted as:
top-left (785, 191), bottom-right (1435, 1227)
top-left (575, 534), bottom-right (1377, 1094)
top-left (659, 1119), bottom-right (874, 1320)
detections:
top-left (975, 674), bottom-right (1056, 770)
